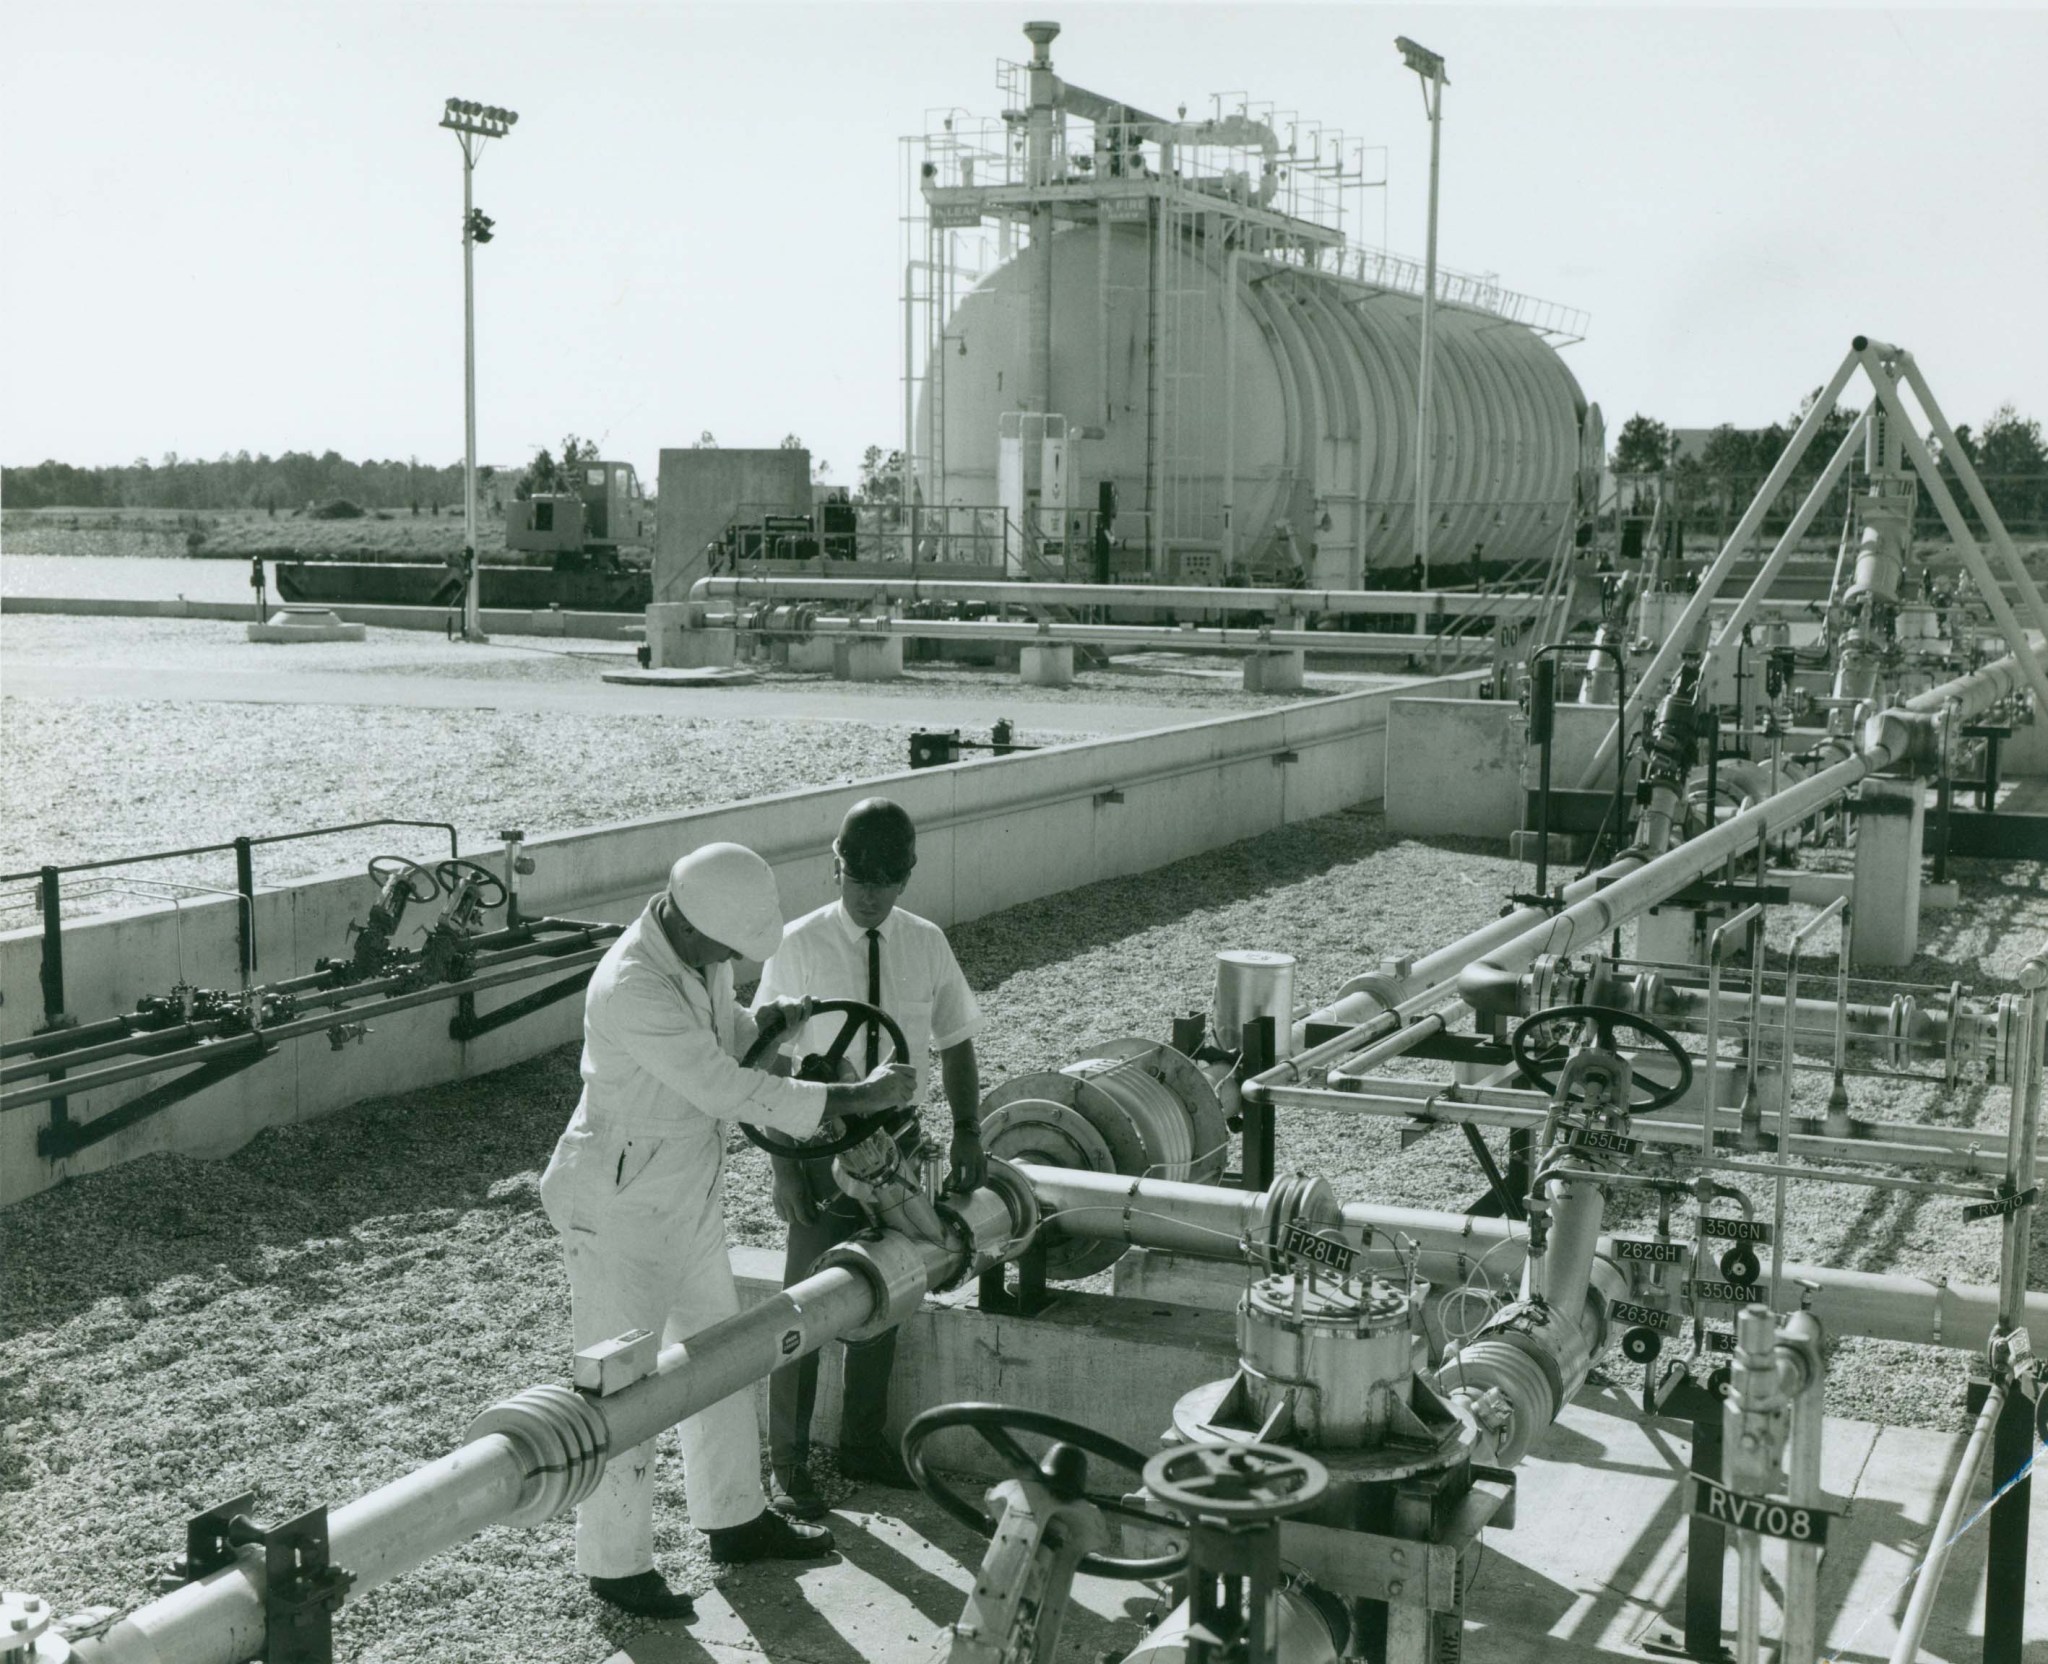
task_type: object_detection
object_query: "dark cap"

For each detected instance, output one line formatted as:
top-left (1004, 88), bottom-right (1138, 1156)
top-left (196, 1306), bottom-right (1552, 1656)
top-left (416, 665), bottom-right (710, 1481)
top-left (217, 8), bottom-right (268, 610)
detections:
top-left (836, 797), bottom-right (917, 883)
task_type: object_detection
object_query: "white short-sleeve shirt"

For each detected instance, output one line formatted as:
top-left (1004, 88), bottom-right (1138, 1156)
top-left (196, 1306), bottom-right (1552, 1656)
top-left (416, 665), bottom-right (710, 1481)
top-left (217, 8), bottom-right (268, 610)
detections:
top-left (753, 900), bottom-right (982, 1102)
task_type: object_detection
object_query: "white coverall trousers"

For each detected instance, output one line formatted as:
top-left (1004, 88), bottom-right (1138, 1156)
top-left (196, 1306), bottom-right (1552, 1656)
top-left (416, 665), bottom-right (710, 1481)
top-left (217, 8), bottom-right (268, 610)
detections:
top-left (539, 1118), bottom-right (765, 1577)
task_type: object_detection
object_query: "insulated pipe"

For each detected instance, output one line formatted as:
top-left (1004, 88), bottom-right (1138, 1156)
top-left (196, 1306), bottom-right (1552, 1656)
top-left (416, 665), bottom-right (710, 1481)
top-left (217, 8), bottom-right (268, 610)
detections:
top-left (689, 576), bottom-right (1539, 621)
top-left (1886, 1380), bottom-right (2006, 1664)
top-left (1460, 654), bottom-right (2030, 1016)
top-left (71, 1238), bottom-right (965, 1664)
top-left (1017, 1168), bottom-right (2048, 1352)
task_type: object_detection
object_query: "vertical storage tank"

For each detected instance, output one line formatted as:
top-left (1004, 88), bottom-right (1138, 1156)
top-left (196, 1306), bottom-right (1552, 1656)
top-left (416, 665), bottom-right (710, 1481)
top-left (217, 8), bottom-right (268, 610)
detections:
top-left (923, 223), bottom-right (1588, 587)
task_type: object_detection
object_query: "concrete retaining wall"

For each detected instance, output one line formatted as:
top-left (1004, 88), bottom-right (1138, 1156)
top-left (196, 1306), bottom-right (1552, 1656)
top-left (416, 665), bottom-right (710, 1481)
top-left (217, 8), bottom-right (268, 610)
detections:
top-left (0, 595), bottom-right (641, 640)
top-left (1, 669), bottom-right (1484, 1205)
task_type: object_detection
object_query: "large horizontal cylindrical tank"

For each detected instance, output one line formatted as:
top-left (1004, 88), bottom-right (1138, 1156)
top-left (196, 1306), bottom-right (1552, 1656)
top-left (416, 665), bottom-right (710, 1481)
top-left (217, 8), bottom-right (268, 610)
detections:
top-left (921, 223), bottom-right (1587, 585)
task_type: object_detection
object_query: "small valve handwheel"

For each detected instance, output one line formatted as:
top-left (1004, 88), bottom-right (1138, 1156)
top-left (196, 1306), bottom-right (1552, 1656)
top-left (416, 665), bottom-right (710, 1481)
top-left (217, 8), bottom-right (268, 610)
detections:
top-left (901, 1403), bottom-right (1189, 1580)
top-left (367, 856), bottom-right (440, 903)
top-left (1510, 1003), bottom-right (1695, 1112)
top-left (1141, 1441), bottom-right (1329, 1524)
top-left (1620, 1326), bottom-right (1664, 1365)
top-left (433, 858), bottom-right (507, 909)
top-left (1718, 1242), bottom-right (1763, 1286)
top-left (737, 998), bottom-right (916, 1158)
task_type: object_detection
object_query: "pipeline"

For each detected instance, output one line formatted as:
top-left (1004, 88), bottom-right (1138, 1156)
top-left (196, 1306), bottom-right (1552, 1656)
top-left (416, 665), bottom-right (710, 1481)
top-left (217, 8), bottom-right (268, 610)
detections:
top-left (1458, 654), bottom-right (2030, 1017)
top-left (1885, 1379), bottom-right (2006, 1664)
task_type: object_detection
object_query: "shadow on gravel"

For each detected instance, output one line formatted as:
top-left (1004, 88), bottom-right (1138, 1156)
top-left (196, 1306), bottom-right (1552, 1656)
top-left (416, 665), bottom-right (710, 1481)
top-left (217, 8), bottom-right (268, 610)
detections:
top-left (950, 806), bottom-right (1507, 986)
top-left (0, 1046), bottom-right (581, 1336)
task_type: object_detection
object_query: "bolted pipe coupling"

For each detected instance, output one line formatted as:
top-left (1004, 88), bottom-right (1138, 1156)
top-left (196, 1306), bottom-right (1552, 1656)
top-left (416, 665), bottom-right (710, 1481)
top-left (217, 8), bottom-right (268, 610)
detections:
top-left (1436, 1334), bottom-right (1558, 1468)
top-left (817, 1233), bottom-right (934, 1343)
top-left (464, 1383), bottom-right (611, 1527)
top-left (938, 1156), bottom-right (1043, 1282)
top-left (1863, 707), bottom-right (1941, 774)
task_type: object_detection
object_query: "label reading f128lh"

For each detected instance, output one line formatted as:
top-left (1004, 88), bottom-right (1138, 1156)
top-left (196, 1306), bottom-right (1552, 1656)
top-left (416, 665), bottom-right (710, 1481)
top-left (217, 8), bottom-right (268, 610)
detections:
top-left (1692, 1477), bottom-right (1836, 1544)
top-left (1612, 1237), bottom-right (1688, 1264)
top-left (1685, 1279), bottom-right (1764, 1306)
top-left (1568, 1128), bottom-right (1642, 1156)
top-left (1962, 1187), bottom-right (2038, 1224)
top-left (1609, 1298), bottom-right (1679, 1335)
top-left (1700, 1216), bottom-right (1773, 1244)
top-left (1279, 1223), bottom-right (1358, 1276)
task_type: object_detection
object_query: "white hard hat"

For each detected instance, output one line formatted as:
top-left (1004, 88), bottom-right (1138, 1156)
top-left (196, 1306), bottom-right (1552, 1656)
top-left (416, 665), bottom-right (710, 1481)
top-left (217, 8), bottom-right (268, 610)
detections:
top-left (666, 842), bottom-right (786, 962)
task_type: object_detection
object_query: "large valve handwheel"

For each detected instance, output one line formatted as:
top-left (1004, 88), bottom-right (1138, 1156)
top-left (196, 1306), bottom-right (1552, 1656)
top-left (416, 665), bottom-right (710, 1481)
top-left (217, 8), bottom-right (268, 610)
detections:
top-left (1511, 1003), bottom-right (1694, 1112)
top-left (433, 858), bottom-right (507, 910)
top-left (1140, 1441), bottom-right (1329, 1523)
top-left (367, 856), bottom-right (441, 903)
top-left (738, 998), bottom-right (915, 1158)
top-left (901, 1403), bottom-right (1189, 1580)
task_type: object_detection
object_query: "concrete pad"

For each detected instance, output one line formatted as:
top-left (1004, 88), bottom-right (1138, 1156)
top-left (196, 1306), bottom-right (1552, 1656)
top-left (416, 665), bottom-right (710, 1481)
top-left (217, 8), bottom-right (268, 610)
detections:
top-left (602, 668), bottom-right (762, 689)
top-left (247, 606), bottom-right (365, 643)
top-left (834, 637), bottom-right (905, 682)
top-left (1242, 649), bottom-right (1305, 693)
top-left (1021, 643), bottom-right (1076, 687)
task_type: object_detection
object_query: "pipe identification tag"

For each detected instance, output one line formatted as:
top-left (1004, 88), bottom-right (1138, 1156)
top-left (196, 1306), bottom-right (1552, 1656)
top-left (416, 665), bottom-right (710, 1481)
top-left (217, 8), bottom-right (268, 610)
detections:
top-left (1567, 1128), bottom-right (1641, 1156)
top-left (1699, 1217), bottom-right (1772, 1243)
top-left (1684, 1279), bottom-right (1764, 1306)
top-left (1691, 1477), bottom-right (1837, 1544)
top-left (1962, 1186), bottom-right (2037, 1223)
top-left (1280, 1223), bottom-right (1358, 1275)
top-left (1609, 1298), bottom-right (1679, 1334)
top-left (1702, 1328), bottom-right (1737, 1354)
top-left (1612, 1237), bottom-right (1688, 1264)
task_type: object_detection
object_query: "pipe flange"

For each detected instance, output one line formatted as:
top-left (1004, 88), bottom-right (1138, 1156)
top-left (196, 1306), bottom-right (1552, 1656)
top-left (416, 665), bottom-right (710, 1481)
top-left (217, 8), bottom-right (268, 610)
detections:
top-left (817, 1232), bottom-right (932, 1342)
top-left (947, 1155), bottom-right (1042, 1277)
top-left (465, 1383), bottom-right (611, 1527)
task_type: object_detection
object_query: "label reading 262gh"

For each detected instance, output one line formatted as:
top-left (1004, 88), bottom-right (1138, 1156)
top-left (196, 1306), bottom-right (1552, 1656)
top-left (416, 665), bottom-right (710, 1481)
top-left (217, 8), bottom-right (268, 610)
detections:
top-left (1692, 1477), bottom-right (1837, 1544)
top-left (1610, 1298), bottom-right (1679, 1335)
top-left (1279, 1223), bottom-right (1357, 1276)
top-left (1612, 1237), bottom-right (1688, 1264)
top-left (1568, 1128), bottom-right (1642, 1156)
top-left (1700, 1217), bottom-right (1773, 1244)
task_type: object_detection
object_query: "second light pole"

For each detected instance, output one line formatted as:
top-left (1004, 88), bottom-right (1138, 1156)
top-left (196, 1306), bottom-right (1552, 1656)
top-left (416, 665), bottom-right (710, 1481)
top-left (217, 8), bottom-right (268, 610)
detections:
top-left (1396, 37), bottom-right (1447, 591)
top-left (440, 96), bottom-right (518, 643)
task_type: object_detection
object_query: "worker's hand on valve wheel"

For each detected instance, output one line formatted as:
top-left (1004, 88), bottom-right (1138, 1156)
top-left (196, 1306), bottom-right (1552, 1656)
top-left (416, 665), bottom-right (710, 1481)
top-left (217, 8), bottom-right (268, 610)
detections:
top-left (948, 1125), bottom-right (986, 1193)
top-left (753, 996), bottom-right (814, 1044)
top-left (770, 1157), bottom-right (822, 1227)
top-left (862, 1061), bottom-right (919, 1110)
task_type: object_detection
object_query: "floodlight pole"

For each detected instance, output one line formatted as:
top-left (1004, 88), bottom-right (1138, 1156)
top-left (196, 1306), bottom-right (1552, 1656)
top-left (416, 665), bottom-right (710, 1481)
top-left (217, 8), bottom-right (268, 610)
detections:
top-left (1398, 39), bottom-right (1448, 590)
top-left (439, 97), bottom-right (518, 643)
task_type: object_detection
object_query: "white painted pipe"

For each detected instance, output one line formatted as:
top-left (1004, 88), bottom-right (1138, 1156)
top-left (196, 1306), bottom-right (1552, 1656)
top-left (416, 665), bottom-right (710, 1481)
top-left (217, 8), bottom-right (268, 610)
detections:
top-left (1886, 1379), bottom-right (2006, 1664)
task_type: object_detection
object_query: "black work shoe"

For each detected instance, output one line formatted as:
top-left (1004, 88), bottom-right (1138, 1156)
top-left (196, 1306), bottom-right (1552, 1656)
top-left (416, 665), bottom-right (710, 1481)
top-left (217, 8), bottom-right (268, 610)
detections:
top-left (707, 1509), bottom-right (836, 1565)
top-left (588, 1570), bottom-right (697, 1619)
top-left (770, 1468), bottom-right (830, 1521)
top-left (837, 1442), bottom-right (917, 1491)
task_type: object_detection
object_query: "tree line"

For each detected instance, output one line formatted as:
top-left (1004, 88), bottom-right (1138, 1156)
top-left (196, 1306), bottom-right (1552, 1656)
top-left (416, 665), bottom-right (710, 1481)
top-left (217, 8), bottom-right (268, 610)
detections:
top-left (2, 452), bottom-right (477, 514)
top-left (1609, 398), bottom-right (2048, 536)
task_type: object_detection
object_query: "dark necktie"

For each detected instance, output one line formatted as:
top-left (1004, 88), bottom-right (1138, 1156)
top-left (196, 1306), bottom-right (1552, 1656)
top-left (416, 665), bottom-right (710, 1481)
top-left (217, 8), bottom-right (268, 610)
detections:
top-left (865, 927), bottom-right (882, 1071)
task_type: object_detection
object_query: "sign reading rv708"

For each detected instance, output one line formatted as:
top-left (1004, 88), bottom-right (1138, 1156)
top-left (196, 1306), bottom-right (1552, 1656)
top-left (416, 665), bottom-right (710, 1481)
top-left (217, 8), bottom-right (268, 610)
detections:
top-left (1699, 1217), bottom-right (1773, 1244)
top-left (1279, 1223), bottom-right (1357, 1276)
top-left (1962, 1187), bottom-right (2038, 1224)
top-left (1691, 1477), bottom-right (1837, 1544)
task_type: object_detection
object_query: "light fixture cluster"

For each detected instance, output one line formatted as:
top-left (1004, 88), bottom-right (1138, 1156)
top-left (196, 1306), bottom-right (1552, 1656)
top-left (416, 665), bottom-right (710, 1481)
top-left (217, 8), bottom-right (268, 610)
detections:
top-left (1393, 36), bottom-right (1448, 84)
top-left (441, 98), bottom-right (519, 136)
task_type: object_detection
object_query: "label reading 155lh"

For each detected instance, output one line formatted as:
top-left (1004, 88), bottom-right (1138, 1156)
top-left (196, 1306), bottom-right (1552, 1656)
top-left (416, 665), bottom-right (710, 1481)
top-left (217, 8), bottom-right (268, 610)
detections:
top-left (1685, 1279), bottom-right (1764, 1306)
top-left (1692, 1477), bottom-right (1837, 1544)
top-left (1962, 1187), bottom-right (2038, 1224)
top-left (1610, 1298), bottom-right (1679, 1334)
top-left (1279, 1223), bottom-right (1358, 1276)
top-left (1568, 1128), bottom-right (1642, 1156)
top-left (1612, 1238), bottom-right (1688, 1264)
top-left (1700, 1217), bottom-right (1773, 1244)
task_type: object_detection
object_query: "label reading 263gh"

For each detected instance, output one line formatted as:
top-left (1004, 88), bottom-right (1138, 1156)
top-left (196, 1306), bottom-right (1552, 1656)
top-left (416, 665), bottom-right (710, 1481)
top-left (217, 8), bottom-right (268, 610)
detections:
top-left (1692, 1477), bottom-right (1837, 1544)
top-left (1700, 1217), bottom-right (1773, 1244)
top-left (1612, 1237), bottom-right (1688, 1264)
top-left (1279, 1223), bottom-right (1358, 1276)
top-left (1610, 1298), bottom-right (1679, 1335)
top-left (1568, 1128), bottom-right (1642, 1156)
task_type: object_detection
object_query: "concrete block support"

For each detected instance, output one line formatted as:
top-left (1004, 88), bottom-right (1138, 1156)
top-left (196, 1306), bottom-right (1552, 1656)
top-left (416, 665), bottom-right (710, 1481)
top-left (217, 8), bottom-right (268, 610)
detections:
top-left (643, 603), bottom-right (688, 668)
top-left (1020, 643), bottom-right (1075, 687)
top-left (1851, 777), bottom-right (1925, 969)
top-left (1243, 649), bottom-right (1305, 693)
top-left (834, 636), bottom-right (904, 681)
top-left (786, 637), bottom-right (838, 673)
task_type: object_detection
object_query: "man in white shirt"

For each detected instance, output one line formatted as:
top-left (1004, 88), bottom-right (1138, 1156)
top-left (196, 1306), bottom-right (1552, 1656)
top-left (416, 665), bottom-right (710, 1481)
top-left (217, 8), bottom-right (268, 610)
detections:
top-left (539, 842), bottom-right (917, 1620)
top-left (752, 798), bottom-right (985, 1518)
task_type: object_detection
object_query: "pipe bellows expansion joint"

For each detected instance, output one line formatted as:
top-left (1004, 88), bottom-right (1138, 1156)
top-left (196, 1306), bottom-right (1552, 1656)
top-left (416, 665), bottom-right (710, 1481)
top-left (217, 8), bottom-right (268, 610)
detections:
top-left (464, 1383), bottom-right (611, 1526)
top-left (819, 1234), bottom-right (933, 1342)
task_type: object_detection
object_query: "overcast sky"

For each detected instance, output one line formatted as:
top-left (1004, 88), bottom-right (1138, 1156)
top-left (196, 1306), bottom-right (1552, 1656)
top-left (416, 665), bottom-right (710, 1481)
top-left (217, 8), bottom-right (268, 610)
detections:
top-left (3, 1), bottom-right (2042, 484)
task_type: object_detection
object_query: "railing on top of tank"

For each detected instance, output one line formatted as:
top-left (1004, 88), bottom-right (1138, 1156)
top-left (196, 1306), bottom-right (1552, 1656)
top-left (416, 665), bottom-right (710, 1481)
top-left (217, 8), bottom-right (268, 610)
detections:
top-left (1343, 248), bottom-right (1590, 341)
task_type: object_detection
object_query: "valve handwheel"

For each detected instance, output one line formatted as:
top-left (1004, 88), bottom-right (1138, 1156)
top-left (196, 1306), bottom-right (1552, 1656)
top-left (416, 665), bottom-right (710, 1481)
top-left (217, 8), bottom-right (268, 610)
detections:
top-left (737, 997), bottom-right (916, 1158)
top-left (367, 856), bottom-right (441, 904)
top-left (1510, 1003), bottom-right (1695, 1113)
top-left (900, 1403), bottom-right (1189, 1579)
top-left (1141, 1441), bottom-right (1329, 1523)
top-left (433, 858), bottom-right (508, 910)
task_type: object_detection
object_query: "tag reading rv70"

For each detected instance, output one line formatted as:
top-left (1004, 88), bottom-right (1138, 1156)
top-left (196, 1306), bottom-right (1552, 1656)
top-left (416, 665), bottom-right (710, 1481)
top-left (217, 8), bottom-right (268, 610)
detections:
top-left (1691, 1477), bottom-right (1837, 1544)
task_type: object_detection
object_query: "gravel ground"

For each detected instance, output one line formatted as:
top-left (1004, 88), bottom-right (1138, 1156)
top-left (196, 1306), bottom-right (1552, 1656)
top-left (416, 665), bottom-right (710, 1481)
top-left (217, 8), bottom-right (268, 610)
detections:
top-left (2, 802), bottom-right (2041, 1664)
